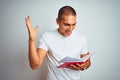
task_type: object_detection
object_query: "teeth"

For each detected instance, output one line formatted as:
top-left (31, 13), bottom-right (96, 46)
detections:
top-left (66, 30), bottom-right (71, 34)
top-left (66, 30), bottom-right (70, 32)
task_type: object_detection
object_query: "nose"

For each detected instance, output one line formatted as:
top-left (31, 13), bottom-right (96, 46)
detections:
top-left (68, 26), bottom-right (73, 31)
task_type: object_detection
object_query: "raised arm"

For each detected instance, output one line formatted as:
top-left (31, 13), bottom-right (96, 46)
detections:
top-left (25, 16), bottom-right (47, 70)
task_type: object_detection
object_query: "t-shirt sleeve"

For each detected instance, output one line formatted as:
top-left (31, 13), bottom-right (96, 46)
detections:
top-left (81, 37), bottom-right (89, 54)
top-left (37, 33), bottom-right (49, 51)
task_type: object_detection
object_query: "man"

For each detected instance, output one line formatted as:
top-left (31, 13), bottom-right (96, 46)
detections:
top-left (25, 6), bottom-right (91, 80)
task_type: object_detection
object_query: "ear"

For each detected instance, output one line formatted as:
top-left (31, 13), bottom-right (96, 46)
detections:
top-left (56, 18), bottom-right (60, 25)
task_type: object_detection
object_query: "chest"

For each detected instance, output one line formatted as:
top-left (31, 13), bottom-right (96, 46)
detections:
top-left (47, 37), bottom-right (84, 60)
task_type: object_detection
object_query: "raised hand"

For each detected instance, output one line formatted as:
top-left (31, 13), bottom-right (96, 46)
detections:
top-left (25, 16), bottom-right (39, 41)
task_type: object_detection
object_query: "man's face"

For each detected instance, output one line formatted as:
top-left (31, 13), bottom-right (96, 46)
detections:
top-left (56, 15), bottom-right (76, 37)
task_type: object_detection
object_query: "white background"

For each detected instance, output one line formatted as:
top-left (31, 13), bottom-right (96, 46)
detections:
top-left (0, 0), bottom-right (120, 80)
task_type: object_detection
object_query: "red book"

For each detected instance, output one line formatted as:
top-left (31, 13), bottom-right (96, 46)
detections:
top-left (57, 52), bottom-right (94, 68)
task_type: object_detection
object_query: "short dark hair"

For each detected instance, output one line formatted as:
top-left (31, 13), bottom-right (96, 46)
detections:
top-left (57, 6), bottom-right (76, 20)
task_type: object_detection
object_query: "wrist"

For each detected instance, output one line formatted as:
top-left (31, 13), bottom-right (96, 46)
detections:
top-left (28, 39), bottom-right (36, 43)
top-left (28, 37), bottom-right (36, 42)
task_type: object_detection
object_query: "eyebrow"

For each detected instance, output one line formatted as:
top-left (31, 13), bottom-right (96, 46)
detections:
top-left (63, 22), bottom-right (77, 25)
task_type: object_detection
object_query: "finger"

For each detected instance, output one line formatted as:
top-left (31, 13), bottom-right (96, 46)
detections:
top-left (76, 63), bottom-right (85, 70)
top-left (76, 63), bottom-right (81, 67)
top-left (70, 64), bottom-right (80, 70)
top-left (35, 26), bottom-right (38, 31)
top-left (25, 17), bottom-right (27, 26)
top-left (35, 26), bottom-right (39, 32)
top-left (25, 16), bottom-right (30, 25)
top-left (76, 63), bottom-right (84, 67)
top-left (27, 16), bottom-right (31, 26)
top-left (25, 17), bottom-right (29, 30)
top-left (25, 16), bottom-right (32, 31)
top-left (69, 66), bottom-right (75, 70)
top-left (28, 16), bottom-right (30, 23)
top-left (25, 16), bottom-right (30, 28)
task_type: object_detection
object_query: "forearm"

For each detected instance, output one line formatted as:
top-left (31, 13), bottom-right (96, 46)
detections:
top-left (28, 40), bottom-right (40, 70)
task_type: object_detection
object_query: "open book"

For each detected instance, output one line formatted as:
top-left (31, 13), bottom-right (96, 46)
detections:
top-left (57, 52), bottom-right (94, 68)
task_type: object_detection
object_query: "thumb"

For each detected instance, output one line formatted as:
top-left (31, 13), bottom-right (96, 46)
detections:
top-left (35, 26), bottom-right (39, 32)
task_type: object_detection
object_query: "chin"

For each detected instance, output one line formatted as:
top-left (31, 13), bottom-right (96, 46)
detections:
top-left (64, 34), bottom-right (71, 37)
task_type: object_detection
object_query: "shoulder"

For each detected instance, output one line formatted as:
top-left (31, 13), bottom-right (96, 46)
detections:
top-left (43, 29), bottom-right (56, 35)
top-left (41, 30), bottom-right (57, 38)
top-left (73, 31), bottom-right (87, 40)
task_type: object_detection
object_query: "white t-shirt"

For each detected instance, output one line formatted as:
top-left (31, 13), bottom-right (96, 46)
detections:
top-left (37, 29), bottom-right (88, 80)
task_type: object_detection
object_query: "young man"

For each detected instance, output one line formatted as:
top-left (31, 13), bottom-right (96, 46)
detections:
top-left (25, 6), bottom-right (91, 80)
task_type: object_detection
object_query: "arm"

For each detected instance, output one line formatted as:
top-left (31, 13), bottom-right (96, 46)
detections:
top-left (28, 40), bottom-right (47, 70)
top-left (25, 16), bottom-right (47, 70)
